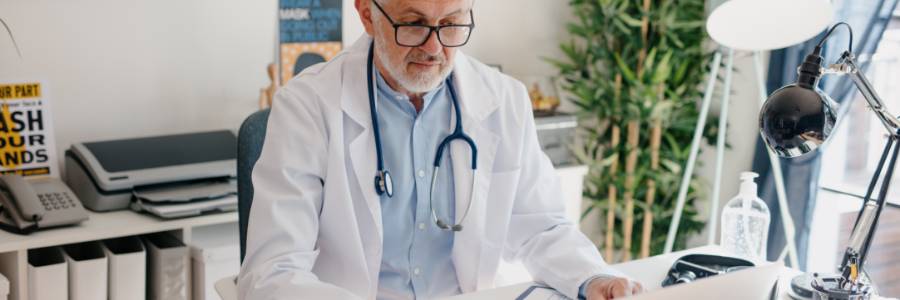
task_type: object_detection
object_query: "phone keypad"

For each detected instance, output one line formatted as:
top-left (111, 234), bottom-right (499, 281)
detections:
top-left (38, 192), bottom-right (76, 211)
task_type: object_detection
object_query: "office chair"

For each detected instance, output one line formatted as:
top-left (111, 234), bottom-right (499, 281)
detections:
top-left (238, 108), bottom-right (271, 263)
top-left (217, 108), bottom-right (271, 300)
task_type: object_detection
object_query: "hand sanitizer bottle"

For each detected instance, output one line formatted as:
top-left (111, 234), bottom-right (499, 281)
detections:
top-left (720, 172), bottom-right (771, 262)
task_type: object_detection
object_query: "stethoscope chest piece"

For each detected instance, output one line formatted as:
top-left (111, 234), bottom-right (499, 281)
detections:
top-left (375, 170), bottom-right (393, 198)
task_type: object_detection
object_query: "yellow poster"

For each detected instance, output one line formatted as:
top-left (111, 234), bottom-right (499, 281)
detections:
top-left (0, 78), bottom-right (58, 180)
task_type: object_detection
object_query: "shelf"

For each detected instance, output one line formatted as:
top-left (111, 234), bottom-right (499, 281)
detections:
top-left (0, 210), bottom-right (237, 253)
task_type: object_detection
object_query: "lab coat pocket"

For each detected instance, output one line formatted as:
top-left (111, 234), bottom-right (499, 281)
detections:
top-left (482, 167), bottom-right (521, 250)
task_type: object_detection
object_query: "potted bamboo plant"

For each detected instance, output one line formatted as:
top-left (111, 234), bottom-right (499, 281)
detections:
top-left (546, 0), bottom-right (719, 262)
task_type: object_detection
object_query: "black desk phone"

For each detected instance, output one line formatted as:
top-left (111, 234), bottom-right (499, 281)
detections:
top-left (0, 174), bottom-right (88, 235)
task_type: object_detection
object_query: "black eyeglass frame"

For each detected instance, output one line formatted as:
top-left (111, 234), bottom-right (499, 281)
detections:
top-left (371, 0), bottom-right (475, 47)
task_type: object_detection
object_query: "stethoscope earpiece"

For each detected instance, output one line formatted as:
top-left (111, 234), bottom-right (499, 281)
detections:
top-left (436, 219), bottom-right (450, 230)
top-left (434, 219), bottom-right (462, 231)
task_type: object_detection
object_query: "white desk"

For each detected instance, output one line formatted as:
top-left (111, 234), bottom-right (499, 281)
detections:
top-left (441, 245), bottom-right (802, 300)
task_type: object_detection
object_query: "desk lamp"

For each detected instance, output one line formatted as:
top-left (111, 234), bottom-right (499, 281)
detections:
top-left (664, 0), bottom-right (832, 271)
top-left (760, 22), bottom-right (890, 297)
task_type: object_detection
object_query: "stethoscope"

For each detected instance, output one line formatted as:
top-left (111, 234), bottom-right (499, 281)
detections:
top-left (367, 41), bottom-right (477, 231)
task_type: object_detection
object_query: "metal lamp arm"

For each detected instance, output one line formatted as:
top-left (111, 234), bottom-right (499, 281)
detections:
top-left (832, 52), bottom-right (900, 133)
top-left (827, 51), bottom-right (900, 279)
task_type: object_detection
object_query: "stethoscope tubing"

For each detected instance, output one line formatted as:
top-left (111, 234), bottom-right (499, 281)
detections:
top-left (367, 40), bottom-right (386, 172)
top-left (429, 165), bottom-right (477, 231)
top-left (366, 40), bottom-right (477, 231)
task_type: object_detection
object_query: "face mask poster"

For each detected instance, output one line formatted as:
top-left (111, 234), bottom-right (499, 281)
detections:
top-left (0, 78), bottom-right (59, 180)
top-left (279, 0), bottom-right (343, 85)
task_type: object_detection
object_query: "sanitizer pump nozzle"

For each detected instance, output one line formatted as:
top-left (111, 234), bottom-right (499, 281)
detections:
top-left (739, 172), bottom-right (759, 209)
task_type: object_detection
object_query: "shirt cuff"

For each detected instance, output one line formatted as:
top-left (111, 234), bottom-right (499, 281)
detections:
top-left (578, 274), bottom-right (619, 300)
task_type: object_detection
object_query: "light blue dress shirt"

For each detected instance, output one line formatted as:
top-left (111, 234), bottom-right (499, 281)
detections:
top-left (374, 67), bottom-right (461, 300)
top-left (373, 67), bottom-right (605, 300)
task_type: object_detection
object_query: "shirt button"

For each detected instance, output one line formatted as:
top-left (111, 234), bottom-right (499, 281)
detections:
top-left (413, 268), bottom-right (420, 275)
top-left (415, 120), bottom-right (420, 127)
top-left (419, 223), bottom-right (425, 229)
top-left (395, 95), bottom-right (402, 100)
top-left (371, 245), bottom-right (380, 256)
top-left (418, 170), bottom-right (424, 177)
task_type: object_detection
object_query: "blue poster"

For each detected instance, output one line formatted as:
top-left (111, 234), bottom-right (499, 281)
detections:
top-left (278, 0), bottom-right (343, 84)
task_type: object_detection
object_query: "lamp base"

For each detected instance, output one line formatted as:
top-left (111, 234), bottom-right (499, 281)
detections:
top-left (789, 273), bottom-right (816, 300)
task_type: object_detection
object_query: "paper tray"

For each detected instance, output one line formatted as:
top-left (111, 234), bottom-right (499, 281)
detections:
top-left (131, 195), bottom-right (237, 218)
top-left (133, 180), bottom-right (236, 203)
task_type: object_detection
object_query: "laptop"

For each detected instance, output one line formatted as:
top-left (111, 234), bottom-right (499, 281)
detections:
top-left (626, 263), bottom-right (783, 300)
top-left (515, 263), bottom-right (783, 300)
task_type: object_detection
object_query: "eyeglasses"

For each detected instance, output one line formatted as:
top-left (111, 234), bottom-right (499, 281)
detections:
top-left (371, 0), bottom-right (475, 47)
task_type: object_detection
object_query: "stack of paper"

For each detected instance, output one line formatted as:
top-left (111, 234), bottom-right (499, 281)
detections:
top-left (130, 180), bottom-right (237, 218)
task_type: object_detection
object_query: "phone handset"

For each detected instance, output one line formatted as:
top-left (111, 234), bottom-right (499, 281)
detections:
top-left (0, 174), bottom-right (43, 222)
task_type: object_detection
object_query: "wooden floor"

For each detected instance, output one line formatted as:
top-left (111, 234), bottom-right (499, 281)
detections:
top-left (838, 206), bottom-right (900, 297)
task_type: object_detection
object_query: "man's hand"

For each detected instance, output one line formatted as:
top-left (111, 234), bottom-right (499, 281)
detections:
top-left (584, 277), bottom-right (645, 300)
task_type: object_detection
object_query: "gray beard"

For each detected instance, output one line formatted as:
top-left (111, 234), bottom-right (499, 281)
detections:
top-left (374, 33), bottom-right (453, 93)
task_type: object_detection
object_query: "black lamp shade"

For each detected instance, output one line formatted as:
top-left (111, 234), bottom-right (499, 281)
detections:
top-left (759, 84), bottom-right (837, 158)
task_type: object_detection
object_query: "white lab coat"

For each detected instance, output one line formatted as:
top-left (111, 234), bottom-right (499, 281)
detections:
top-left (237, 34), bottom-right (626, 300)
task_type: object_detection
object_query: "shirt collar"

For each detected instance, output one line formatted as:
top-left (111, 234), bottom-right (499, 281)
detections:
top-left (374, 65), bottom-right (446, 115)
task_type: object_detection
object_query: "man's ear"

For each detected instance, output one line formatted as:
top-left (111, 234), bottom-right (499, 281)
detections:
top-left (357, 0), bottom-right (376, 36)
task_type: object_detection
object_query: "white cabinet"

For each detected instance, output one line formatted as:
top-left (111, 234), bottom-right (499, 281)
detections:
top-left (554, 165), bottom-right (589, 230)
top-left (0, 210), bottom-right (238, 300)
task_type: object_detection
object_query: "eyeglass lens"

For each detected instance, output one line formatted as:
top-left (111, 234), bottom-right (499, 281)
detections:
top-left (397, 26), bottom-right (471, 47)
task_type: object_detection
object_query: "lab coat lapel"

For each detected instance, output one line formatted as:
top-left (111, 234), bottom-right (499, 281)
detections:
top-left (448, 53), bottom-right (500, 293)
top-left (342, 35), bottom-right (383, 240)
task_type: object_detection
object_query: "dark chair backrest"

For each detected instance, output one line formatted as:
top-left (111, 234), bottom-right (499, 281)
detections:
top-left (237, 108), bottom-right (271, 264)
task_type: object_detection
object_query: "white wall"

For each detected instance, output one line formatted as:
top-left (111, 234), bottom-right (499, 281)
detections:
top-left (0, 0), bottom-right (277, 174)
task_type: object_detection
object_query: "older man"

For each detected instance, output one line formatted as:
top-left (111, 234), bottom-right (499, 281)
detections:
top-left (237, 0), bottom-right (645, 299)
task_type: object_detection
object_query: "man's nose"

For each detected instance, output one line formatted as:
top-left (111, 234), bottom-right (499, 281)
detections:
top-left (417, 30), bottom-right (443, 56)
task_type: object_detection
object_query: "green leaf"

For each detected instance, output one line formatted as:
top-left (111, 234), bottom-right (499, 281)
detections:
top-left (650, 100), bottom-right (674, 119)
top-left (643, 47), bottom-right (657, 80)
top-left (664, 132), bottom-right (682, 158)
top-left (618, 13), bottom-right (644, 27)
top-left (651, 50), bottom-right (674, 83)
top-left (612, 18), bottom-right (632, 34)
top-left (669, 20), bottom-right (705, 29)
top-left (617, 0), bottom-right (630, 12)
top-left (672, 61), bottom-right (689, 84)
top-left (613, 53), bottom-right (636, 83)
top-left (541, 57), bottom-right (576, 73)
top-left (660, 159), bottom-right (682, 174)
top-left (601, 153), bottom-right (620, 166)
top-left (666, 31), bottom-right (685, 48)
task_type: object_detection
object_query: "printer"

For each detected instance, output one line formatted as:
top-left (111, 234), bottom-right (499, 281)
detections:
top-left (65, 130), bottom-right (238, 218)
